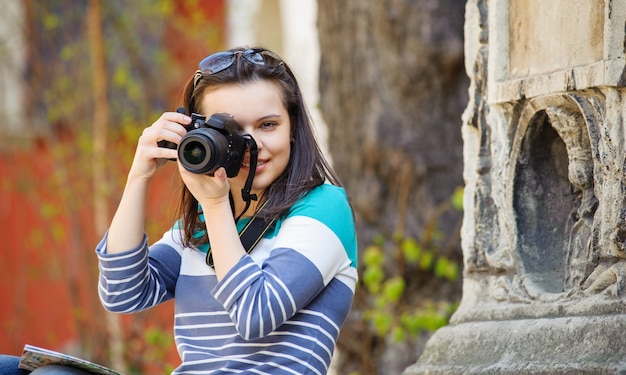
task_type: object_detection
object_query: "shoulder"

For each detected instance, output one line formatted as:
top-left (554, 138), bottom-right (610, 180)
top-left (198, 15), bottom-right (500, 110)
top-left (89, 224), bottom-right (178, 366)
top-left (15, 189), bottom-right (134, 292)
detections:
top-left (286, 183), bottom-right (353, 224)
top-left (284, 183), bottom-right (357, 266)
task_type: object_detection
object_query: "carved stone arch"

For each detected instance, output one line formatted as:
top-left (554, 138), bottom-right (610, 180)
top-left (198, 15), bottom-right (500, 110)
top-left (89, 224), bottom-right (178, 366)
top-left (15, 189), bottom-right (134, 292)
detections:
top-left (508, 93), bottom-right (600, 294)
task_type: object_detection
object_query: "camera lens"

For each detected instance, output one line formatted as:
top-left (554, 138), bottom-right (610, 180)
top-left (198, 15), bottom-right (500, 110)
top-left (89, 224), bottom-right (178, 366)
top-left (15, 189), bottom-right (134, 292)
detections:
top-left (182, 141), bottom-right (207, 165)
top-left (178, 128), bottom-right (229, 175)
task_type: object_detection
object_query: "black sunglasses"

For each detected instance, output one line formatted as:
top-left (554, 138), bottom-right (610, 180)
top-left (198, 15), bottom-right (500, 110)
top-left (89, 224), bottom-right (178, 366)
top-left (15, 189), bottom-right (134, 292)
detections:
top-left (194, 48), bottom-right (283, 87)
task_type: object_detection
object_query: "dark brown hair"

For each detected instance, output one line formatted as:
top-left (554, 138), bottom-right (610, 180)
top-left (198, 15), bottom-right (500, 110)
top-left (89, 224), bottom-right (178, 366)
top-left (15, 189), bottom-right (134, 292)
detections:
top-left (178, 47), bottom-right (341, 248)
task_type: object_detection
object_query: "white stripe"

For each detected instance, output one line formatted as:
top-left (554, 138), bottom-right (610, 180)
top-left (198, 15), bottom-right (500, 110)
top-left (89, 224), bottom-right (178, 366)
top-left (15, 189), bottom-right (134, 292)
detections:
top-left (98, 244), bottom-right (145, 260)
top-left (241, 288), bottom-right (254, 340)
top-left (267, 271), bottom-right (297, 313)
top-left (98, 274), bottom-right (146, 297)
top-left (214, 262), bottom-right (256, 302)
top-left (241, 288), bottom-right (253, 339)
top-left (175, 333), bottom-right (240, 342)
top-left (175, 311), bottom-right (230, 318)
top-left (98, 270), bottom-right (145, 285)
top-left (99, 288), bottom-right (151, 309)
top-left (174, 322), bottom-right (233, 330)
top-left (257, 293), bottom-right (264, 338)
top-left (266, 283), bottom-right (288, 322)
top-left (269, 330), bottom-right (333, 359)
top-left (266, 287), bottom-right (276, 329)
top-left (182, 356), bottom-right (312, 375)
top-left (273, 216), bottom-right (352, 286)
top-left (99, 255), bottom-right (147, 272)
top-left (179, 246), bottom-right (216, 276)
top-left (299, 309), bottom-right (341, 333)
top-left (223, 268), bottom-right (260, 308)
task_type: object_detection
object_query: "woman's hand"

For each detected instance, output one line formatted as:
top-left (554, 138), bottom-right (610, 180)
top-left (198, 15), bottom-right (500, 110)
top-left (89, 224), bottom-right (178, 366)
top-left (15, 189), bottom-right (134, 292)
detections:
top-left (106, 111), bottom-right (190, 254)
top-left (178, 165), bottom-right (232, 208)
top-left (179, 164), bottom-right (246, 280)
top-left (128, 111), bottom-right (191, 180)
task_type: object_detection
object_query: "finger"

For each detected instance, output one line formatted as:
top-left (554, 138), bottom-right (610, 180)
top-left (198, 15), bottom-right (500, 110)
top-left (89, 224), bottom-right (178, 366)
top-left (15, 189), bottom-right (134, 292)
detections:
top-left (142, 123), bottom-right (185, 148)
top-left (159, 118), bottom-right (191, 138)
top-left (160, 111), bottom-right (192, 126)
top-left (155, 146), bottom-right (178, 160)
top-left (164, 113), bottom-right (192, 137)
top-left (214, 167), bottom-right (227, 180)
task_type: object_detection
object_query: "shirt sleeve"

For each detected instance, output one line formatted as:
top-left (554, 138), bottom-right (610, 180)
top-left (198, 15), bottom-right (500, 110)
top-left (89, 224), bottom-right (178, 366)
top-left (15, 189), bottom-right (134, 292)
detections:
top-left (211, 184), bottom-right (358, 340)
top-left (96, 229), bottom-right (182, 313)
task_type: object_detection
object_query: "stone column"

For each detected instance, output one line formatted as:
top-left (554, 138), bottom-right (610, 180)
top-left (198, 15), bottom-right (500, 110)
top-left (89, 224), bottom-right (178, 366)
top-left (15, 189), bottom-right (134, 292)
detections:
top-left (405, 0), bottom-right (626, 373)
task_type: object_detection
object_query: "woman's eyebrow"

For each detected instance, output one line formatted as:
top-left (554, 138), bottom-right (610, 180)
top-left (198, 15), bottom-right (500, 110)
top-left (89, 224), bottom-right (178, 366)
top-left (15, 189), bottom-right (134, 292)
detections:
top-left (256, 114), bottom-right (281, 121)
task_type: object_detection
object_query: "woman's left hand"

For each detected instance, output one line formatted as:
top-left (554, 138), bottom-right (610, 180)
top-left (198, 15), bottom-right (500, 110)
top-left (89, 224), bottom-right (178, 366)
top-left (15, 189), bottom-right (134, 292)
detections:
top-left (178, 163), bottom-right (245, 280)
top-left (178, 164), bottom-right (231, 208)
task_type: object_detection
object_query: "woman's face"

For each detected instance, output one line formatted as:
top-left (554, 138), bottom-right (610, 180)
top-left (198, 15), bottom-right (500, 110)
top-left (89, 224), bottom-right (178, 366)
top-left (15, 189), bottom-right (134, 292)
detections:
top-left (200, 80), bottom-right (292, 195)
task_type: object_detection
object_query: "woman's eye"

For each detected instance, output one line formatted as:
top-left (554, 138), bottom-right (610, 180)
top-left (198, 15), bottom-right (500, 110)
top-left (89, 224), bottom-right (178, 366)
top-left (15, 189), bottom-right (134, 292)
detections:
top-left (260, 122), bottom-right (277, 129)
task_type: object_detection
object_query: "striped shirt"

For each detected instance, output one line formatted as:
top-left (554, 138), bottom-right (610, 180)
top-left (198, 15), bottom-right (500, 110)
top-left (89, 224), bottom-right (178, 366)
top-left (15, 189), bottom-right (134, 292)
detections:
top-left (96, 184), bottom-right (358, 374)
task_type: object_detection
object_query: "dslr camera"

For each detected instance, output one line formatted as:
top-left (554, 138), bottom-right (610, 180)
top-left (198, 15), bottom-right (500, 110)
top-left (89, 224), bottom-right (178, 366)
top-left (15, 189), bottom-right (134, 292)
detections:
top-left (158, 109), bottom-right (251, 177)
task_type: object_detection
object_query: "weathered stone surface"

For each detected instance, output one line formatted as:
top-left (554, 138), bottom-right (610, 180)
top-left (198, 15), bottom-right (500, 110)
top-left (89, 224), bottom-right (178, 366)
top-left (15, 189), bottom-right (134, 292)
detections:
top-left (405, 0), bottom-right (626, 373)
top-left (405, 315), bottom-right (626, 374)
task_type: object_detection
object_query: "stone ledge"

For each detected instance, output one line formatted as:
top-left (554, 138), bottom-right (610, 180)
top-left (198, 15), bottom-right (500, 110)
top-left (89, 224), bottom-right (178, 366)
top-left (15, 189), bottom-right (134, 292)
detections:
top-left (404, 314), bottom-right (626, 374)
top-left (487, 57), bottom-right (626, 104)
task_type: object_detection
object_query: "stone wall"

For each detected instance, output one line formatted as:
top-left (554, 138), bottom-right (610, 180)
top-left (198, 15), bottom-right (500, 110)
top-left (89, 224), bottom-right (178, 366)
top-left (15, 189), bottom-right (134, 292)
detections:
top-left (405, 0), bottom-right (626, 373)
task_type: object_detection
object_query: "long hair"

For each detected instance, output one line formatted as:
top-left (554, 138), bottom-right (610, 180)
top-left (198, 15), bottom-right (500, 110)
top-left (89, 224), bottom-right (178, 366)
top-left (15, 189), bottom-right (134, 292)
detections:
top-left (177, 47), bottom-right (341, 248)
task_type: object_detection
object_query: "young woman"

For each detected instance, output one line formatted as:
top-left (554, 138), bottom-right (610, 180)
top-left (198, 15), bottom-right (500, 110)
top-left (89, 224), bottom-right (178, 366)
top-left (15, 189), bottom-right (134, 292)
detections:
top-left (98, 47), bottom-right (358, 374)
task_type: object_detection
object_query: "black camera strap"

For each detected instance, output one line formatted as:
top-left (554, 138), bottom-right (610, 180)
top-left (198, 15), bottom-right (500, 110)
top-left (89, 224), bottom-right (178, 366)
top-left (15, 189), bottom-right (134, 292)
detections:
top-left (239, 212), bottom-right (276, 257)
top-left (236, 135), bottom-right (258, 221)
top-left (205, 202), bottom-right (276, 268)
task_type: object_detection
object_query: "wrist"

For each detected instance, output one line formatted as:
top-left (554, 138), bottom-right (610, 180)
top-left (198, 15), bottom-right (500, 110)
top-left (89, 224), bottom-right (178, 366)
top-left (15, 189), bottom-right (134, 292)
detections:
top-left (125, 173), bottom-right (152, 190)
top-left (199, 196), bottom-right (232, 213)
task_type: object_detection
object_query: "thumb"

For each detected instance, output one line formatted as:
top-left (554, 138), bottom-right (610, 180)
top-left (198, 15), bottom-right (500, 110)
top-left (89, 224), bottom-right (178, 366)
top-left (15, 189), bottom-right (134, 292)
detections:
top-left (214, 167), bottom-right (227, 180)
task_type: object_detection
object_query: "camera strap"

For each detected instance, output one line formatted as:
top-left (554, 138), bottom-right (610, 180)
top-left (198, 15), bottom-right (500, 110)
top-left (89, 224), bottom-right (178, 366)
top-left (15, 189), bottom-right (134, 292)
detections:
top-left (205, 201), bottom-right (276, 268)
top-left (239, 211), bottom-right (276, 257)
top-left (236, 136), bottom-right (258, 221)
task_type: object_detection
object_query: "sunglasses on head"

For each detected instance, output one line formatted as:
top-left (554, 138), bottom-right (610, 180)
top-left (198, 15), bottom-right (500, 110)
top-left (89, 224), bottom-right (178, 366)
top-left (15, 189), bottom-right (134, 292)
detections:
top-left (199, 48), bottom-right (282, 73)
top-left (194, 48), bottom-right (283, 87)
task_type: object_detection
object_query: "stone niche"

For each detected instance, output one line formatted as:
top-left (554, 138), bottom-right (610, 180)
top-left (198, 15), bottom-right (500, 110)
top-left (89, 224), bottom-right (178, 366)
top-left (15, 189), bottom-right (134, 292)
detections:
top-left (405, 0), bottom-right (626, 373)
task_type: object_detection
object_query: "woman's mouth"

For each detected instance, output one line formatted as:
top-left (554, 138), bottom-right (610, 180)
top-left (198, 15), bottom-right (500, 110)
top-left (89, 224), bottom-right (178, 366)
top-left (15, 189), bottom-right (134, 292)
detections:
top-left (242, 160), bottom-right (267, 170)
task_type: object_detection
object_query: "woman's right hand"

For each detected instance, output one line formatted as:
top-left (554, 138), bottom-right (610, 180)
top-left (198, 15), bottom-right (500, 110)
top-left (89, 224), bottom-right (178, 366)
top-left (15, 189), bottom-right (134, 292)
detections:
top-left (106, 111), bottom-right (191, 254)
top-left (128, 111), bottom-right (192, 180)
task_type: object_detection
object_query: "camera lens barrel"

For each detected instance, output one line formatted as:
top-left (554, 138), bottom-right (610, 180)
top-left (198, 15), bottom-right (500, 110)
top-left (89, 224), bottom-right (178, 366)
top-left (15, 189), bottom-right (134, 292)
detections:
top-left (178, 129), bottom-right (230, 175)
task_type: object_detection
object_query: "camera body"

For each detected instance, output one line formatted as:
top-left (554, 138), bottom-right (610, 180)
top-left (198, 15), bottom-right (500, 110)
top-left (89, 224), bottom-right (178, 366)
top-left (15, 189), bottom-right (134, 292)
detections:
top-left (159, 111), bottom-right (248, 177)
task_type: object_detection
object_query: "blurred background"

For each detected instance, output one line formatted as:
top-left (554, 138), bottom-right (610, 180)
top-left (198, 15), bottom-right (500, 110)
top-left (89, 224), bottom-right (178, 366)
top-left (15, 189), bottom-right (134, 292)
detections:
top-left (0, 1), bottom-right (468, 374)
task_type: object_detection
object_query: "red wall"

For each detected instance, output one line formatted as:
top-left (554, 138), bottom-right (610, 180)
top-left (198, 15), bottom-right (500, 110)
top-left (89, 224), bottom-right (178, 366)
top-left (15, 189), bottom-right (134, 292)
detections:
top-left (0, 140), bottom-right (182, 371)
top-left (0, 1), bottom-right (226, 371)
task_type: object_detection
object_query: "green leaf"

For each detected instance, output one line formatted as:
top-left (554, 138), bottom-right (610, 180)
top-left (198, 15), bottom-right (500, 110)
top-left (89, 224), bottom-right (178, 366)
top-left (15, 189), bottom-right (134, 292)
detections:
top-left (391, 231), bottom-right (404, 243)
top-left (362, 267), bottom-right (384, 294)
top-left (382, 277), bottom-right (405, 302)
top-left (372, 234), bottom-right (386, 246)
top-left (371, 312), bottom-right (393, 336)
top-left (374, 295), bottom-right (389, 309)
top-left (419, 250), bottom-right (434, 270)
top-left (434, 257), bottom-right (460, 281)
top-left (401, 238), bottom-right (421, 263)
top-left (362, 245), bottom-right (384, 267)
top-left (392, 326), bottom-right (406, 342)
top-left (400, 313), bottom-right (422, 335)
top-left (451, 186), bottom-right (464, 211)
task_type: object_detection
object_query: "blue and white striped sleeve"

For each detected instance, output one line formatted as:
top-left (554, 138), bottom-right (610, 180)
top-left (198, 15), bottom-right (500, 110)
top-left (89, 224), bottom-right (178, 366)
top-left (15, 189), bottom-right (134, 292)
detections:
top-left (96, 230), bottom-right (182, 313)
top-left (211, 184), bottom-right (358, 340)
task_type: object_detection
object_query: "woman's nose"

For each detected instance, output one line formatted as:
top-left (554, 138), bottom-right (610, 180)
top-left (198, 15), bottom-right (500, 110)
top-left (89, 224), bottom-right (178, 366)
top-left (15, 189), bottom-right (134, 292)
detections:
top-left (243, 129), bottom-right (261, 149)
